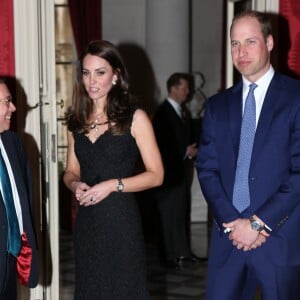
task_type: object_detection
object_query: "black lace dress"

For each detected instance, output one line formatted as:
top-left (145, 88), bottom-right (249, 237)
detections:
top-left (73, 128), bottom-right (149, 300)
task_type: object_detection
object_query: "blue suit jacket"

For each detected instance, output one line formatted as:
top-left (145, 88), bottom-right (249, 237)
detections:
top-left (196, 72), bottom-right (300, 267)
top-left (0, 131), bottom-right (38, 287)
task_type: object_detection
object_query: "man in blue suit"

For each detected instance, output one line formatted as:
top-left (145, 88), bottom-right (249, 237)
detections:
top-left (0, 78), bottom-right (38, 299)
top-left (196, 11), bottom-right (300, 300)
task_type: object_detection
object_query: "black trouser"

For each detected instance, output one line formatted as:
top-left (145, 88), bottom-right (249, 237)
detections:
top-left (0, 252), bottom-right (17, 300)
top-left (156, 182), bottom-right (191, 260)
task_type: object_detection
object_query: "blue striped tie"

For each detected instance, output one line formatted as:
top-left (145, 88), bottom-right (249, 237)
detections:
top-left (232, 83), bottom-right (257, 212)
top-left (0, 149), bottom-right (21, 256)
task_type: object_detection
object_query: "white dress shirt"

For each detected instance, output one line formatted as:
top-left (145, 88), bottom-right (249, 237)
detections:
top-left (0, 137), bottom-right (23, 234)
top-left (242, 66), bottom-right (275, 128)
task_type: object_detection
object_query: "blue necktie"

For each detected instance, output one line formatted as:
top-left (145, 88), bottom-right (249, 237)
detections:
top-left (232, 83), bottom-right (257, 212)
top-left (0, 148), bottom-right (21, 256)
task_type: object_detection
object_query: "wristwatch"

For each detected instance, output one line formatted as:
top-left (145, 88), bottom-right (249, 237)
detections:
top-left (116, 178), bottom-right (124, 192)
top-left (249, 216), bottom-right (264, 232)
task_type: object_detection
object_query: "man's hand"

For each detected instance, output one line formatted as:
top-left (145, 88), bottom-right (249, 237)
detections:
top-left (248, 233), bottom-right (266, 250)
top-left (186, 143), bottom-right (198, 158)
top-left (223, 218), bottom-right (270, 251)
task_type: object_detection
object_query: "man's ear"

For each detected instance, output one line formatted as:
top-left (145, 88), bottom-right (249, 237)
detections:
top-left (266, 35), bottom-right (274, 52)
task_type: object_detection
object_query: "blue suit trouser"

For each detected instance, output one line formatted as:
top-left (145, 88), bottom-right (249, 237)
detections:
top-left (206, 245), bottom-right (300, 300)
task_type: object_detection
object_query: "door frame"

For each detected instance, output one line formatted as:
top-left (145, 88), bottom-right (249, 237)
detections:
top-left (14, 0), bottom-right (59, 299)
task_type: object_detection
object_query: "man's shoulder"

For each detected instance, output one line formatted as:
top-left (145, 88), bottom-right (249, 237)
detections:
top-left (207, 82), bottom-right (241, 106)
top-left (154, 100), bottom-right (174, 116)
top-left (159, 99), bottom-right (172, 109)
top-left (275, 72), bottom-right (300, 89)
top-left (1, 130), bottom-right (22, 150)
top-left (270, 73), bottom-right (300, 104)
top-left (2, 130), bottom-right (20, 142)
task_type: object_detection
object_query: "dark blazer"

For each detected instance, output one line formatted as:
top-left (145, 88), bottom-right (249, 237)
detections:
top-left (153, 100), bottom-right (192, 187)
top-left (196, 72), bottom-right (300, 267)
top-left (0, 131), bottom-right (38, 287)
top-left (153, 99), bottom-right (195, 260)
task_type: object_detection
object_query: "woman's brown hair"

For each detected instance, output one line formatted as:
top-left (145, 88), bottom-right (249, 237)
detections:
top-left (67, 40), bottom-right (136, 135)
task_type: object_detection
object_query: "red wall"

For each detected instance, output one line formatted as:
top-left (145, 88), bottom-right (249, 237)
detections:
top-left (279, 0), bottom-right (300, 78)
top-left (0, 0), bottom-right (15, 76)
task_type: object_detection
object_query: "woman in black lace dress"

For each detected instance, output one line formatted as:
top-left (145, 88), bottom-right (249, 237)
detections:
top-left (63, 40), bottom-right (163, 300)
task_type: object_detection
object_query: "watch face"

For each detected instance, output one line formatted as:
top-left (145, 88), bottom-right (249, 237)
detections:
top-left (251, 220), bottom-right (262, 231)
top-left (252, 221), bottom-right (260, 230)
top-left (117, 179), bottom-right (124, 192)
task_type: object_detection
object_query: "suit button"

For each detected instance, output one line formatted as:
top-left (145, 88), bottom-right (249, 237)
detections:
top-left (250, 177), bottom-right (256, 180)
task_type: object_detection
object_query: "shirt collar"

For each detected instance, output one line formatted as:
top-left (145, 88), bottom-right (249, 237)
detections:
top-left (242, 65), bottom-right (275, 91)
top-left (167, 97), bottom-right (182, 116)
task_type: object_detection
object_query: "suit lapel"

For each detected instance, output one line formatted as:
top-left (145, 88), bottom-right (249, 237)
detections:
top-left (1, 133), bottom-right (26, 208)
top-left (228, 75), bottom-right (282, 164)
top-left (2, 136), bottom-right (21, 184)
top-left (228, 82), bottom-right (243, 156)
top-left (163, 100), bottom-right (183, 122)
top-left (251, 73), bottom-right (282, 163)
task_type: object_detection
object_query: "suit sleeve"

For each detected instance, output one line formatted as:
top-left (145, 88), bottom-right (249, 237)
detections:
top-left (255, 105), bottom-right (300, 233)
top-left (195, 100), bottom-right (240, 229)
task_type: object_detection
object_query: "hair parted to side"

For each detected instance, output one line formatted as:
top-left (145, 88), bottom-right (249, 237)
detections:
top-left (67, 40), bottom-right (137, 135)
top-left (230, 10), bottom-right (272, 42)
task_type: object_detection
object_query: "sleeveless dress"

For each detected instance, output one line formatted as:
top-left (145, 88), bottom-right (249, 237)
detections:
top-left (73, 128), bottom-right (149, 300)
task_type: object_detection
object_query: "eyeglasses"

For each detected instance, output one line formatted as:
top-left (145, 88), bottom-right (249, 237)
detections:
top-left (0, 96), bottom-right (13, 105)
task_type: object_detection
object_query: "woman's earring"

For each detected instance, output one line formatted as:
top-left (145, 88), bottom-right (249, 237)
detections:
top-left (112, 79), bottom-right (117, 85)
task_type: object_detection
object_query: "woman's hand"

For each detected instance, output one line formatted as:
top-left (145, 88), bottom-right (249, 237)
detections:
top-left (72, 181), bottom-right (91, 202)
top-left (77, 179), bottom-right (116, 206)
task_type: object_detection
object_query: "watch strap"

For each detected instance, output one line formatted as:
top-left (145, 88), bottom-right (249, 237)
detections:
top-left (117, 178), bottom-right (124, 192)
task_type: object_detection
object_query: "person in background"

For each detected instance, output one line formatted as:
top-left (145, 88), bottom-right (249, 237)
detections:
top-left (153, 72), bottom-right (200, 269)
top-left (63, 40), bottom-right (163, 299)
top-left (196, 10), bottom-right (300, 299)
top-left (0, 78), bottom-right (38, 299)
top-left (180, 73), bottom-right (199, 237)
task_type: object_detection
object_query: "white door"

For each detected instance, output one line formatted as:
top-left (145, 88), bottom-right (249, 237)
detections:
top-left (14, 0), bottom-right (59, 299)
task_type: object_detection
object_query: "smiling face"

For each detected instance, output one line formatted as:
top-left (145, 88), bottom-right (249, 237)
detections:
top-left (82, 54), bottom-right (117, 102)
top-left (0, 83), bottom-right (16, 133)
top-left (230, 15), bottom-right (273, 82)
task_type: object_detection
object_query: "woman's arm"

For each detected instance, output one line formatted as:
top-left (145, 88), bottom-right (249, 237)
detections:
top-left (125, 108), bottom-right (164, 191)
top-left (63, 131), bottom-right (90, 197)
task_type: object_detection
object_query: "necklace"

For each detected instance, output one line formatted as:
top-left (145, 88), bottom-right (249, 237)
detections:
top-left (89, 112), bottom-right (108, 141)
top-left (89, 121), bottom-right (109, 130)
